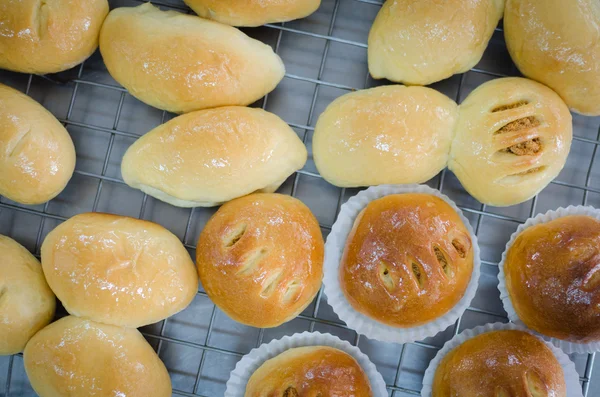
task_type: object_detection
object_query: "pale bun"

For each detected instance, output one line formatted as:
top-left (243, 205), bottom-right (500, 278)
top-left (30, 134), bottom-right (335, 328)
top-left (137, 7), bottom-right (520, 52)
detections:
top-left (41, 212), bottom-right (198, 328)
top-left (99, 3), bottom-right (285, 113)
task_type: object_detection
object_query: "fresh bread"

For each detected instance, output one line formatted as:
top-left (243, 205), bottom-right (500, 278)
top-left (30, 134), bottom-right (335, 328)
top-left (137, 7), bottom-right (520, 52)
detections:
top-left (368, 0), bottom-right (504, 85)
top-left (505, 215), bottom-right (600, 343)
top-left (504, 0), bottom-right (600, 116)
top-left (245, 346), bottom-right (372, 396)
top-left (121, 107), bottom-right (307, 208)
top-left (313, 85), bottom-right (458, 187)
top-left (0, 235), bottom-right (55, 355)
top-left (0, 0), bottom-right (108, 74)
top-left (41, 213), bottom-right (198, 328)
top-left (433, 330), bottom-right (566, 396)
top-left (24, 316), bottom-right (171, 397)
top-left (0, 83), bottom-right (75, 205)
top-left (340, 194), bottom-right (474, 327)
top-left (197, 193), bottom-right (323, 328)
top-left (99, 3), bottom-right (285, 113)
top-left (449, 77), bottom-right (572, 207)
top-left (184, 0), bottom-right (321, 27)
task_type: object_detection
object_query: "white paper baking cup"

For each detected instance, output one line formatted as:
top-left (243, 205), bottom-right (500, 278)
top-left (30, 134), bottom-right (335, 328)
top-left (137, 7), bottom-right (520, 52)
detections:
top-left (322, 184), bottom-right (481, 344)
top-left (421, 322), bottom-right (583, 397)
top-left (498, 205), bottom-right (600, 354)
top-left (224, 331), bottom-right (388, 397)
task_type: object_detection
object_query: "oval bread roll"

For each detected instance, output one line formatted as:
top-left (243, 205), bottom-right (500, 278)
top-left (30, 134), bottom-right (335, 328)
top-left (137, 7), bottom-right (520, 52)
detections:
top-left (99, 3), bottom-right (285, 113)
top-left (0, 83), bottom-right (75, 205)
top-left (313, 85), bottom-right (458, 187)
top-left (41, 213), bottom-right (198, 328)
top-left (0, 235), bottom-right (55, 355)
top-left (121, 107), bottom-right (307, 208)
top-left (24, 316), bottom-right (171, 397)
top-left (0, 0), bottom-right (108, 74)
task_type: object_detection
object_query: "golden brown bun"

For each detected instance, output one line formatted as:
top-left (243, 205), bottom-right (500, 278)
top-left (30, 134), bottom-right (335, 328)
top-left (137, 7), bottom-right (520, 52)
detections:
top-left (197, 193), bottom-right (323, 328)
top-left (504, 0), bottom-right (600, 116)
top-left (0, 235), bottom-right (55, 355)
top-left (433, 330), bottom-right (566, 396)
top-left (121, 107), bottom-right (306, 208)
top-left (449, 77), bottom-right (572, 207)
top-left (99, 3), bottom-right (285, 113)
top-left (0, 83), bottom-right (75, 205)
top-left (505, 215), bottom-right (600, 343)
top-left (245, 346), bottom-right (372, 396)
top-left (340, 194), bottom-right (474, 327)
top-left (24, 316), bottom-right (171, 397)
top-left (184, 0), bottom-right (321, 27)
top-left (313, 85), bottom-right (458, 187)
top-left (368, 0), bottom-right (504, 85)
top-left (41, 212), bottom-right (198, 328)
top-left (0, 0), bottom-right (108, 74)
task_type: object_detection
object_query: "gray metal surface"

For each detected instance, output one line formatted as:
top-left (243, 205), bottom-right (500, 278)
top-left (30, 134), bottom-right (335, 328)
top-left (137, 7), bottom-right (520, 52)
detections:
top-left (1, 0), bottom-right (599, 396)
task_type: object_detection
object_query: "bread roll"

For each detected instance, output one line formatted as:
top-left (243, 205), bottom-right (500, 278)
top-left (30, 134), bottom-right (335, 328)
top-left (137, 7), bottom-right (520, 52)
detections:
top-left (197, 193), bottom-right (323, 328)
top-left (41, 213), bottom-right (198, 328)
top-left (99, 3), bottom-right (285, 113)
top-left (245, 346), bottom-right (372, 396)
top-left (184, 0), bottom-right (321, 27)
top-left (449, 77), bottom-right (572, 207)
top-left (504, 0), bottom-right (600, 116)
top-left (24, 316), bottom-right (171, 397)
top-left (433, 330), bottom-right (566, 396)
top-left (0, 83), bottom-right (75, 205)
top-left (340, 194), bottom-right (474, 327)
top-left (505, 215), bottom-right (600, 343)
top-left (313, 85), bottom-right (458, 187)
top-left (0, 0), bottom-right (108, 74)
top-left (0, 235), bottom-right (55, 355)
top-left (368, 0), bottom-right (504, 85)
top-left (121, 107), bottom-right (307, 208)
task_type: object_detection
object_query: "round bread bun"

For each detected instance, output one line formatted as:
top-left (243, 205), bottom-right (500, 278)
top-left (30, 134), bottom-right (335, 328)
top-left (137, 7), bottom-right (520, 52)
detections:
top-left (121, 107), bottom-right (307, 208)
top-left (340, 194), bottom-right (474, 328)
top-left (313, 85), bottom-right (458, 188)
top-left (504, 0), bottom-right (600, 116)
top-left (24, 316), bottom-right (171, 397)
top-left (41, 212), bottom-right (198, 328)
top-left (0, 83), bottom-right (75, 205)
top-left (196, 193), bottom-right (324, 328)
top-left (432, 329), bottom-right (566, 396)
top-left (99, 3), bottom-right (285, 114)
top-left (448, 77), bottom-right (572, 207)
top-left (0, 0), bottom-right (108, 74)
top-left (245, 346), bottom-right (372, 396)
top-left (0, 235), bottom-right (55, 355)
top-left (368, 0), bottom-right (504, 85)
top-left (183, 0), bottom-right (321, 27)
top-left (505, 215), bottom-right (600, 343)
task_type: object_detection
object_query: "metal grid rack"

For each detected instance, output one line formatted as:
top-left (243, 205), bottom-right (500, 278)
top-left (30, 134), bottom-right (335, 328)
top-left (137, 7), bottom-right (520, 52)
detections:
top-left (1, 0), bottom-right (600, 395)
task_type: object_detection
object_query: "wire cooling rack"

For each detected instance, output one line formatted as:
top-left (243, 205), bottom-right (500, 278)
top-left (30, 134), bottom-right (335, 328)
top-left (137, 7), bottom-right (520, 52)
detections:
top-left (1, 0), bottom-right (600, 396)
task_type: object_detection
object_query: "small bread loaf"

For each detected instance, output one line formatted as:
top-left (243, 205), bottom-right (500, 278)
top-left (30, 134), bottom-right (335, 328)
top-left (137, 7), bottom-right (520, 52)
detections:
top-left (313, 85), bottom-right (458, 187)
top-left (505, 0), bottom-right (600, 115)
top-left (0, 0), bottom-right (108, 74)
top-left (245, 346), bottom-right (372, 396)
top-left (449, 77), bottom-right (572, 207)
top-left (197, 193), bottom-right (323, 328)
top-left (0, 83), bottom-right (75, 205)
top-left (24, 316), bottom-right (171, 397)
top-left (99, 3), bottom-right (285, 113)
top-left (121, 107), bottom-right (307, 208)
top-left (368, 0), bottom-right (504, 85)
top-left (433, 330), bottom-right (566, 396)
top-left (0, 235), bottom-right (55, 355)
top-left (184, 0), bottom-right (321, 27)
top-left (41, 213), bottom-right (198, 328)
